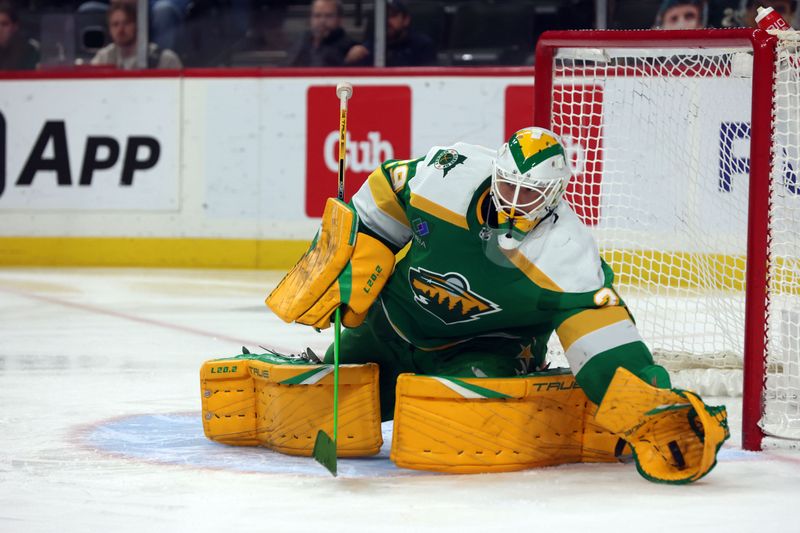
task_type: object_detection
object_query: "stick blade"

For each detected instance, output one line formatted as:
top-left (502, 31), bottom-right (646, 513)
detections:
top-left (313, 430), bottom-right (337, 477)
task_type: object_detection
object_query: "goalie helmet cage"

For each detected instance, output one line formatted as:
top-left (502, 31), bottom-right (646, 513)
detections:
top-left (533, 28), bottom-right (800, 451)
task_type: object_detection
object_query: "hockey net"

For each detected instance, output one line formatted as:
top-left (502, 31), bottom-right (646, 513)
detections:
top-left (535, 29), bottom-right (800, 448)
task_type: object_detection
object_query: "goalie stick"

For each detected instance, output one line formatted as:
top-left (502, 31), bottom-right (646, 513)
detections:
top-left (313, 81), bottom-right (353, 477)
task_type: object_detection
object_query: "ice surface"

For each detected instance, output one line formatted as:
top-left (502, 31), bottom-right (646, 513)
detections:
top-left (1, 268), bottom-right (799, 533)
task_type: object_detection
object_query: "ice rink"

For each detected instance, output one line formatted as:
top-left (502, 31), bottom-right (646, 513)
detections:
top-left (1, 267), bottom-right (799, 533)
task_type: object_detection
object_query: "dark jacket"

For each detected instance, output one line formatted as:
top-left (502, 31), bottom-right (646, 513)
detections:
top-left (0, 34), bottom-right (39, 70)
top-left (286, 27), bottom-right (357, 67)
top-left (361, 29), bottom-right (437, 67)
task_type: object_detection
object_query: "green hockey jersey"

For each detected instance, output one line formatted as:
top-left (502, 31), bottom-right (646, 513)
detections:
top-left (351, 142), bottom-right (653, 391)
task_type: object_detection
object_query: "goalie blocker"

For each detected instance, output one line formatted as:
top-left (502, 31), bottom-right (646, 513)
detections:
top-left (266, 197), bottom-right (396, 329)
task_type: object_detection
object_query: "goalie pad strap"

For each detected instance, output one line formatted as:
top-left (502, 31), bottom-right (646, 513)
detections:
top-left (200, 354), bottom-right (382, 456)
top-left (390, 371), bottom-right (626, 473)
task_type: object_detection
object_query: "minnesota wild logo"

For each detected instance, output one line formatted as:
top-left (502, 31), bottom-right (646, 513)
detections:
top-left (427, 149), bottom-right (467, 178)
top-left (408, 267), bottom-right (501, 325)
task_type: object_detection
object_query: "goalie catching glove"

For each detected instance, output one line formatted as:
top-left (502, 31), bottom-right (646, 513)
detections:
top-left (266, 198), bottom-right (395, 329)
top-left (595, 367), bottom-right (729, 484)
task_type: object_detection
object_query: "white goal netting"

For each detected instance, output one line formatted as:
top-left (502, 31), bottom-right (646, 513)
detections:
top-left (542, 34), bottom-right (800, 441)
top-left (763, 34), bottom-right (800, 440)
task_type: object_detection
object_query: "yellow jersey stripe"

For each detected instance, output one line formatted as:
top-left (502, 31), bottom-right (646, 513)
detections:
top-left (474, 187), bottom-right (491, 225)
top-left (409, 193), bottom-right (469, 230)
top-left (367, 168), bottom-right (411, 229)
top-left (352, 193), bottom-right (412, 248)
top-left (503, 249), bottom-right (563, 292)
top-left (563, 319), bottom-right (643, 373)
top-left (557, 306), bottom-right (632, 352)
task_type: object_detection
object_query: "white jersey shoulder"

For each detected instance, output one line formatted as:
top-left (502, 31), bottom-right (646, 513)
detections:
top-left (516, 203), bottom-right (605, 293)
top-left (407, 142), bottom-right (494, 215)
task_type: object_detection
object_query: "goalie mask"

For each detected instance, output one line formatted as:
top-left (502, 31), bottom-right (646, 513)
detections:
top-left (490, 127), bottom-right (572, 250)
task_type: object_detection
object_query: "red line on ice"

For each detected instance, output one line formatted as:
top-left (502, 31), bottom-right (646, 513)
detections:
top-left (0, 285), bottom-right (285, 350)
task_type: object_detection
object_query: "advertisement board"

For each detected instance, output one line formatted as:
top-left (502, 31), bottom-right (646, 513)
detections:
top-left (0, 79), bottom-right (180, 211)
top-left (1, 68), bottom-right (789, 267)
top-left (305, 84), bottom-right (411, 216)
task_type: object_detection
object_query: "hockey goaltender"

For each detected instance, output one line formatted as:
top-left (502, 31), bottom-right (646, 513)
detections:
top-left (200, 127), bottom-right (729, 484)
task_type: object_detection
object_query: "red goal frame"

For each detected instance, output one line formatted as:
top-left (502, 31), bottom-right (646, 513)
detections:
top-left (533, 28), bottom-right (780, 451)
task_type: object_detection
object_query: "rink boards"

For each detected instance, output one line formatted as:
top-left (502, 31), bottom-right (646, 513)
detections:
top-left (0, 68), bottom-right (788, 272)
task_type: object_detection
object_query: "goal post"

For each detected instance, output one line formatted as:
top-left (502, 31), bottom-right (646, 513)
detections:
top-left (532, 29), bottom-right (800, 451)
top-left (742, 30), bottom-right (776, 452)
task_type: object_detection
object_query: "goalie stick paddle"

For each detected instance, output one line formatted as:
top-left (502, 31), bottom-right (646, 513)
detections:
top-left (313, 81), bottom-right (353, 477)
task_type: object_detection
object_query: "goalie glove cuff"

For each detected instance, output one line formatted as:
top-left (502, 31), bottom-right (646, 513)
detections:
top-left (595, 367), bottom-right (729, 484)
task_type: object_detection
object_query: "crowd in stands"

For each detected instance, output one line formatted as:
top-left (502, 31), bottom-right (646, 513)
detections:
top-left (0, 0), bottom-right (796, 71)
top-left (285, 0), bottom-right (436, 67)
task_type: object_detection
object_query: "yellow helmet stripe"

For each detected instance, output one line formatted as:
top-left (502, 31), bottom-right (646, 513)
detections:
top-left (509, 130), bottom-right (565, 173)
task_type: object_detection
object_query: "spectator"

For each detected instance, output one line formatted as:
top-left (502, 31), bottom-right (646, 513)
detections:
top-left (0, 1), bottom-right (38, 70)
top-left (740, 0), bottom-right (796, 28)
top-left (91, 2), bottom-right (182, 69)
top-left (148, 0), bottom-right (189, 51)
top-left (285, 0), bottom-right (359, 67)
top-left (654, 0), bottom-right (708, 29)
top-left (77, 0), bottom-right (189, 52)
top-left (347, 0), bottom-right (437, 66)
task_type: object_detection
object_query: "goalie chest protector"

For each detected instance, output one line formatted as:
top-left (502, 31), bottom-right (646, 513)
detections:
top-left (373, 142), bottom-right (609, 350)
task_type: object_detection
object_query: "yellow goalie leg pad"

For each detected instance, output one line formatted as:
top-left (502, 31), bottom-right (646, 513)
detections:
top-left (594, 367), bottom-right (729, 484)
top-left (200, 356), bottom-right (382, 456)
top-left (390, 370), bottom-right (627, 473)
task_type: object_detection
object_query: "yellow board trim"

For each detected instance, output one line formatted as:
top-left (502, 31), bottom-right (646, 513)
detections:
top-left (602, 249), bottom-right (749, 291)
top-left (367, 168), bottom-right (411, 229)
top-left (0, 237), bottom-right (310, 269)
top-left (557, 306), bottom-right (632, 353)
top-left (503, 248), bottom-right (563, 292)
top-left (603, 249), bottom-right (796, 295)
top-left (2, 234), bottom-right (798, 297)
top-left (409, 193), bottom-right (469, 230)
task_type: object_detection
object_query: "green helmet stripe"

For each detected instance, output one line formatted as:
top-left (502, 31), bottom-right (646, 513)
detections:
top-left (509, 140), bottom-right (565, 173)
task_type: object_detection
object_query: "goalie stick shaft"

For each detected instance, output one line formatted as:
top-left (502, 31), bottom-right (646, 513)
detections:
top-left (333, 82), bottom-right (351, 444)
top-left (313, 81), bottom-right (352, 477)
top-left (337, 89), bottom-right (349, 202)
